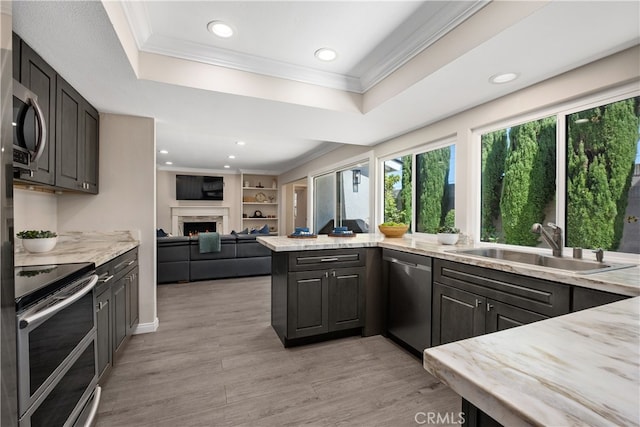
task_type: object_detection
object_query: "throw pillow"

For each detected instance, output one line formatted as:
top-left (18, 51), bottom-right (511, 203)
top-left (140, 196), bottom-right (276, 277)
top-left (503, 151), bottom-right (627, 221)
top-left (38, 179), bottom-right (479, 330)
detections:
top-left (156, 228), bottom-right (168, 237)
top-left (232, 228), bottom-right (249, 235)
top-left (259, 224), bottom-right (270, 234)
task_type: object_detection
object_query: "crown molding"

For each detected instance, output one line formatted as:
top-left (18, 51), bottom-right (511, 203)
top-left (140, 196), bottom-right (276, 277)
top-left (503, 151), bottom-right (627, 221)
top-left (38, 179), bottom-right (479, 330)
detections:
top-left (120, 0), bottom-right (152, 49)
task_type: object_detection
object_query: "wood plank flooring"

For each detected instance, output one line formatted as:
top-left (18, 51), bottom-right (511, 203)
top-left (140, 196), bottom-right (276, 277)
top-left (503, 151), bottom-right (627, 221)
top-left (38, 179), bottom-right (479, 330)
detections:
top-left (96, 276), bottom-right (460, 426)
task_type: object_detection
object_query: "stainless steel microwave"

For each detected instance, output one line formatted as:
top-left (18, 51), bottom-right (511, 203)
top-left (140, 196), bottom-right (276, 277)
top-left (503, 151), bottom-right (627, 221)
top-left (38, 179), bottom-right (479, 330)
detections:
top-left (13, 79), bottom-right (46, 173)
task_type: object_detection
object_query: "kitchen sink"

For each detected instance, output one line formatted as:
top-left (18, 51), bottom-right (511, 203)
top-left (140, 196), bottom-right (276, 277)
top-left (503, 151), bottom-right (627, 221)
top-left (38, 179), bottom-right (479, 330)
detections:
top-left (452, 248), bottom-right (635, 274)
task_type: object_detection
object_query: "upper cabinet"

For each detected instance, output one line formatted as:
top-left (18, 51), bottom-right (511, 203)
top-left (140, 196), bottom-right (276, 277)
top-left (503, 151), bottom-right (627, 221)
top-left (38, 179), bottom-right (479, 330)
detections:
top-left (13, 33), bottom-right (99, 194)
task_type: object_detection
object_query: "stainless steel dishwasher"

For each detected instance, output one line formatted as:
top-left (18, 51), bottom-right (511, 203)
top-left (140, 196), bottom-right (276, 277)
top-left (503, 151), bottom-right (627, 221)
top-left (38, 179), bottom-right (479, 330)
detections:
top-left (383, 249), bottom-right (432, 354)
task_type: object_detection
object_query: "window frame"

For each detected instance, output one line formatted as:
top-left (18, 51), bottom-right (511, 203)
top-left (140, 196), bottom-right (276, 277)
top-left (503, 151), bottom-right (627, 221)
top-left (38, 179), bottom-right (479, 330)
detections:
top-left (378, 136), bottom-right (457, 235)
top-left (471, 83), bottom-right (639, 260)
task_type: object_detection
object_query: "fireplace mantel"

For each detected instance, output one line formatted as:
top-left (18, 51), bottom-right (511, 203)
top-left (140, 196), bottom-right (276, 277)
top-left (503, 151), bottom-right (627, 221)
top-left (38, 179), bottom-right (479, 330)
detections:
top-left (171, 206), bottom-right (230, 235)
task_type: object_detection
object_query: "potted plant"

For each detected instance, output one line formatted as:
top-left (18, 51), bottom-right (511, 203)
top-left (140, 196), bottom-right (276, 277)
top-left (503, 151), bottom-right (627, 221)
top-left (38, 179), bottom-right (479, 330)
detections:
top-left (17, 230), bottom-right (58, 253)
top-left (437, 209), bottom-right (460, 244)
top-left (379, 175), bottom-right (410, 238)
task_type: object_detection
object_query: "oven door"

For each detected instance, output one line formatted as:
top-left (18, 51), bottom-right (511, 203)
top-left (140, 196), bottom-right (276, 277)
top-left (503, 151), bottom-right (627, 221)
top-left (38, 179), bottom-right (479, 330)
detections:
top-left (17, 274), bottom-right (98, 417)
top-left (13, 79), bottom-right (47, 171)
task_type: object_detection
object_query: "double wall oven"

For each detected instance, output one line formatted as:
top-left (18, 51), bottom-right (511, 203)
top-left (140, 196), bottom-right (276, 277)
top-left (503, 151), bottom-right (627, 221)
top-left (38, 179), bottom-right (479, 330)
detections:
top-left (15, 262), bottom-right (101, 427)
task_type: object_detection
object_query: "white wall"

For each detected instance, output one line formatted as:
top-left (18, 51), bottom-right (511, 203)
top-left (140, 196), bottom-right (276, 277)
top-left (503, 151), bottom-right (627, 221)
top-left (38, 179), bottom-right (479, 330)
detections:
top-left (156, 170), bottom-right (242, 234)
top-left (279, 46), bottom-right (640, 236)
top-left (57, 113), bottom-right (157, 330)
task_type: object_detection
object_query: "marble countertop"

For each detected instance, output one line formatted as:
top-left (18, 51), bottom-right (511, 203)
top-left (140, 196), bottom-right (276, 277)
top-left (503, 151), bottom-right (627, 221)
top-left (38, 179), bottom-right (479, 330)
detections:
top-left (15, 231), bottom-right (140, 268)
top-left (256, 234), bottom-right (640, 296)
top-left (423, 296), bottom-right (640, 426)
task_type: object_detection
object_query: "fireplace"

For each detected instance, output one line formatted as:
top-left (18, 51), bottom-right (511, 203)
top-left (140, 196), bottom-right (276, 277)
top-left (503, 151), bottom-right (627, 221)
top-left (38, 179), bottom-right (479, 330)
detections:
top-left (183, 222), bottom-right (216, 236)
top-left (171, 206), bottom-right (230, 236)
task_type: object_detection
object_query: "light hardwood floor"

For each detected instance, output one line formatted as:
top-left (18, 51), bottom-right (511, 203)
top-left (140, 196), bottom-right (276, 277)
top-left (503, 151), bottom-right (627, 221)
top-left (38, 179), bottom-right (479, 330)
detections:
top-left (96, 276), bottom-right (460, 426)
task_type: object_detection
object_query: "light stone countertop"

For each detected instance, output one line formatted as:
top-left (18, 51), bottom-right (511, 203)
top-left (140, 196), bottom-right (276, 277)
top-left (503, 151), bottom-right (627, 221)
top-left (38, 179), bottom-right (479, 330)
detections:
top-left (15, 230), bottom-right (140, 268)
top-left (423, 296), bottom-right (640, 427)
top-left (256, 234), bottom-right (640, 296)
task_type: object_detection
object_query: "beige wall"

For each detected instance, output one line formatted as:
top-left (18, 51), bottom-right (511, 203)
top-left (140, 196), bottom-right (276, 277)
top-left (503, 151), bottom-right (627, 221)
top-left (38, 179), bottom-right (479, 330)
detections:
top-left (57, 114), bottom-right (157, 330)
top-left (13, 189), bottom-right (58, 249)
top-left (279, 46), bottom-right (640, 236)
top-left (156, 170), bottom-right (242, 234)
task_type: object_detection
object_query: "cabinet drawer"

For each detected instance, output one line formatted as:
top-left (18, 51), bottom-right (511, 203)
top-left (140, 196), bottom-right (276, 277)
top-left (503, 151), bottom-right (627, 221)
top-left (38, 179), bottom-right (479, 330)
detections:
top-left (95, 263), bottom-right (114, 295)
top-left (288, 249), bottom-right (365, 271)
top-left (434, 259), bottom-right (570, 317)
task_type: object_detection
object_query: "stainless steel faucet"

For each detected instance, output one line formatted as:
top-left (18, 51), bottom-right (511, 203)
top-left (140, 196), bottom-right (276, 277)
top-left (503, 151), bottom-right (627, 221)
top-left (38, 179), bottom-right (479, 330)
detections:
top-left (531, 222), bottom-right (563, 257)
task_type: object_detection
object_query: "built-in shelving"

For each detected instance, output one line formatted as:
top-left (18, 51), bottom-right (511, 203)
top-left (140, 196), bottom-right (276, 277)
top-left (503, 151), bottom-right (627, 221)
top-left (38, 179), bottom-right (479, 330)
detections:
top-left (240, 174), bottom-right (279, 234)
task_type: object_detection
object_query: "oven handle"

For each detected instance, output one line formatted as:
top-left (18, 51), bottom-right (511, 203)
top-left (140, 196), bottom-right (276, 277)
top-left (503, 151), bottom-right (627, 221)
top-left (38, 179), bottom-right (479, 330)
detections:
top-left (84, 385), bottom-right (102, 427)
top-left (19, 274), bottom-right (98, 330)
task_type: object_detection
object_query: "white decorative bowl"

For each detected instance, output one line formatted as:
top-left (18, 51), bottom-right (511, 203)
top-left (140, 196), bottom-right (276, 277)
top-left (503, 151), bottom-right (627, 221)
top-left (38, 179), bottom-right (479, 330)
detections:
top-left (437, 233), bottom-right (459, 245)
top-left (21, 237), bottom-right (58, 253)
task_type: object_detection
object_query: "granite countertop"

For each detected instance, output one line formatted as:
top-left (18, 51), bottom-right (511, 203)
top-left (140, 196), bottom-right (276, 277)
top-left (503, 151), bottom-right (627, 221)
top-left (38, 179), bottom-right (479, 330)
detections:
top-left (423, 296), bottom-right (640, 426)
top-left (15, 231), bottom-right (140, 268)
top-left (256, 234), bottom-right (640, 296)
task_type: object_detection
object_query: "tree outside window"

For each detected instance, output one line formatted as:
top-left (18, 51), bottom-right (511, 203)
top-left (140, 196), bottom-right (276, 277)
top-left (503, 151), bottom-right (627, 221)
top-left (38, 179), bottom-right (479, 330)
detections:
top-left (415, 145), bottom-right (456, 233)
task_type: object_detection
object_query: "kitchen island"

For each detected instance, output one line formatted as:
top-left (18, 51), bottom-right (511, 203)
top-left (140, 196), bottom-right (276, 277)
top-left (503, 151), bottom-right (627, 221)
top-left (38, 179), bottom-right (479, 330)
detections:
top-left (422, 296), bottom-right (640, 426)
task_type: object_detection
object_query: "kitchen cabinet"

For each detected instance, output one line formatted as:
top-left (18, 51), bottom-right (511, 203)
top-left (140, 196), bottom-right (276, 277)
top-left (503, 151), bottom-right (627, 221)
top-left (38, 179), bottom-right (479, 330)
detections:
top-left (12, 33), bottom-right (99, 193)
top-left (571, 286), bottom-right (629, 312)
top-left (94, 248), bottom-right (138, 385)
top-left (432, 259), bottom-right (570, 346)
top-left (272, 249), bottom-right (367, 346)
top-left (241, 173), bottom-right (278, 234)
top-left (55, 75), bottom-right (99, 194)
top-left (382, 249), bottom-right (432, 355)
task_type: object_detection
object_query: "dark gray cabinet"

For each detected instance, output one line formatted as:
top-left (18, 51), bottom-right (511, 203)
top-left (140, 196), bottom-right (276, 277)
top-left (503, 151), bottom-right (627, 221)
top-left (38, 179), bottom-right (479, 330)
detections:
top-left (272, 248), bottom-right (367, 346)
top-left (571, 286), bottom-right (628, 312)
top-left (432, 259), bottom-right (570, 346)
top-left (383, 249), bottom-right (432, 355)
top-left (56, 76), bottom-right (99, 193)
top-left (16, 39), bottom-right (56, 185)
top-left (94, 248), bottom-right (138, 385)
top-left (13, 32), bottom-right (99, 193)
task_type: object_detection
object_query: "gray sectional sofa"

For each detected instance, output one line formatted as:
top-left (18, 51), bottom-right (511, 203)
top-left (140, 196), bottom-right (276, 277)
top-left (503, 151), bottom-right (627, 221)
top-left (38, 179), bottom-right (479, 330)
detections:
top-left (157, 234), bottom-right (271, 284)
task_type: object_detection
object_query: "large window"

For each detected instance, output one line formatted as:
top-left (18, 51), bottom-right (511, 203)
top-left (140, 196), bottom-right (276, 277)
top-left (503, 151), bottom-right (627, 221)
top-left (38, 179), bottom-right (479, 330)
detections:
top-left (383, 144), bottom-right (455, 233)
top-left (480, 95), bottom-right (639, 254)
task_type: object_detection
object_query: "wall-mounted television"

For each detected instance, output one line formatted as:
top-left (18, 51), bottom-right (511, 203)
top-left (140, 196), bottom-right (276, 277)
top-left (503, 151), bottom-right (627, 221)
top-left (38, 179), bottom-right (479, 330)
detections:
top-left (176, 175), bottom-right (224, 200)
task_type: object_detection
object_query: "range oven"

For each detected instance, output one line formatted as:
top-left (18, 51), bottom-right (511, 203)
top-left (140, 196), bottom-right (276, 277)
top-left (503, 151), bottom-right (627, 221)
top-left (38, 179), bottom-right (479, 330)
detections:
top-left (15, 263), bottom-right (101, 427)
top-left (13, 78), bottom-right (46, 173)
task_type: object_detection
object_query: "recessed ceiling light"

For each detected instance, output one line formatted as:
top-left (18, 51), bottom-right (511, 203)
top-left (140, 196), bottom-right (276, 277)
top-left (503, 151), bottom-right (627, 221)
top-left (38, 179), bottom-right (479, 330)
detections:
top-left (224, 165), bottom-right (230, 169)
top-left (165, 161), bottom-right (173, 165)
top-left (159, 149), bottom-right (168, 154)
top-left (236, 141), bottom-right (245, 146)
top-left (315, 48), bottom-right (337, 62)
top-left (489, 72), bottom-right (519, 84)
top-left (207, 20), bottom-right (234, 38)
top-left (228, 155), bottom-right (236, 159)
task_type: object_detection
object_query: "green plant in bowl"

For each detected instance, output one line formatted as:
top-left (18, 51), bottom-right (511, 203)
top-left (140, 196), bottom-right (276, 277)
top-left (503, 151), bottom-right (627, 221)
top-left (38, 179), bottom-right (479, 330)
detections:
top-left (437, 225), bottom-right (460, 234)
top-left (17, 230), bottom-right (58, 253)
top-left (16, 230), bottom-right (58, 239)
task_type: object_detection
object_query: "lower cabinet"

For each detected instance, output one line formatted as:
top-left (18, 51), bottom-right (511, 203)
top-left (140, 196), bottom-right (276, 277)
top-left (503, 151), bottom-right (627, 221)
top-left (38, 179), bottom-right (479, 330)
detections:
top-left (95, 247), bottom-right (139, 384)
top-left (272, 248), bottom-right (368, 346)
top-left (432, 259), bottom-right (570, 346)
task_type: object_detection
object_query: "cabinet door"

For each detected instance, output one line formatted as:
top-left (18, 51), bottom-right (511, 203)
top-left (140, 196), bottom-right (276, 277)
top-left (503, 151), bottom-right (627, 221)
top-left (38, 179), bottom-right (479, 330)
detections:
top-left (112, 279), bottom-right (127, 355)
top-left (432, 282), bottom-right (485, 346)
top-left (288, 270), bottom-right (329, 338)
top-left (20, 41), bottom-right (56, 185)
top-left (485, 300), bottom-right (547, 334)
top-left (329, 266), bottom-right (365, 332)
top-left (126, 268), bottom-right (139, 334)
top-left (81, 102), bottom-right (99, 193)
top-left (55, 76), bottom-right (82, 191)
top-left (96, 288), bottom-right (112, 381)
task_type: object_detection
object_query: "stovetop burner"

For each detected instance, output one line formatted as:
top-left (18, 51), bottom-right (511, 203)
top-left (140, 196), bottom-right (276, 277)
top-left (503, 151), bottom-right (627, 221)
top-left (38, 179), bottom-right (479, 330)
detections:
top-left (15, 262), bottom-right (95, 311)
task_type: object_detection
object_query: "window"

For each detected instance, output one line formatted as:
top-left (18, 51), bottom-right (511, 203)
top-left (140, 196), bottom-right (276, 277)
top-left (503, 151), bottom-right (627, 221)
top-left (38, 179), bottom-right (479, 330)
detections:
top-left (479, 95), bottom-right (639, 254)
top-left (480, 116), bottom-right (557, 245)
top-left (566, 97), bottom-right (639, 253)
top-left (382, 144), bottom-right (455, 233)
top-left (313, 163), bottom-right (370, 234)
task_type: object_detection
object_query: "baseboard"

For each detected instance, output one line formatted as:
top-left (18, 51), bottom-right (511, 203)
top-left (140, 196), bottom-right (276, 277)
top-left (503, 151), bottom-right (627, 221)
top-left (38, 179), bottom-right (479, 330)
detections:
top-left (133, 317), bottom-right (159, 334)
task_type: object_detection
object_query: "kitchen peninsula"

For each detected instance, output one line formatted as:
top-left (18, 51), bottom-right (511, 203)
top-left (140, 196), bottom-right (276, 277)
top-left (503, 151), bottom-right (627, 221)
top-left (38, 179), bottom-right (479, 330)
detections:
top-left (257, 234), bottom-right (640, 425)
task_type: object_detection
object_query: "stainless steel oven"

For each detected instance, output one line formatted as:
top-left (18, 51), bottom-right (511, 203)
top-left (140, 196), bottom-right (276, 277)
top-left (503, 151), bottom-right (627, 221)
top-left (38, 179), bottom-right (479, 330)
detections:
top-left (15, 263), bottom-right (101, 427)
top-left (13, 79), bottom-right (46, 173)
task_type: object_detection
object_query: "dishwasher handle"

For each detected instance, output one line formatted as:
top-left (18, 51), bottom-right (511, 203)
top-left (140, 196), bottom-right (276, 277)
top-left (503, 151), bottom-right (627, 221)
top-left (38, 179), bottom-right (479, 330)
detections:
top-left (383, 256), bottom-right (431, 272)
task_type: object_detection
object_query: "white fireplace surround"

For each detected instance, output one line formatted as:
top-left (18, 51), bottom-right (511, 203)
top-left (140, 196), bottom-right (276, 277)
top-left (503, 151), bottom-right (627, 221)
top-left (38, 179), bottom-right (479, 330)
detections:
top-left (171, 206), bottom-right (230, 236)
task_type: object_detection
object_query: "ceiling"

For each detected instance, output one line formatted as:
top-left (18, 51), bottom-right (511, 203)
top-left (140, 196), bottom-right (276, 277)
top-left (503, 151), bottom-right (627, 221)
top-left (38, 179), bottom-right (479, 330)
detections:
top-left (11, 1), bottom-right (640, 175)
